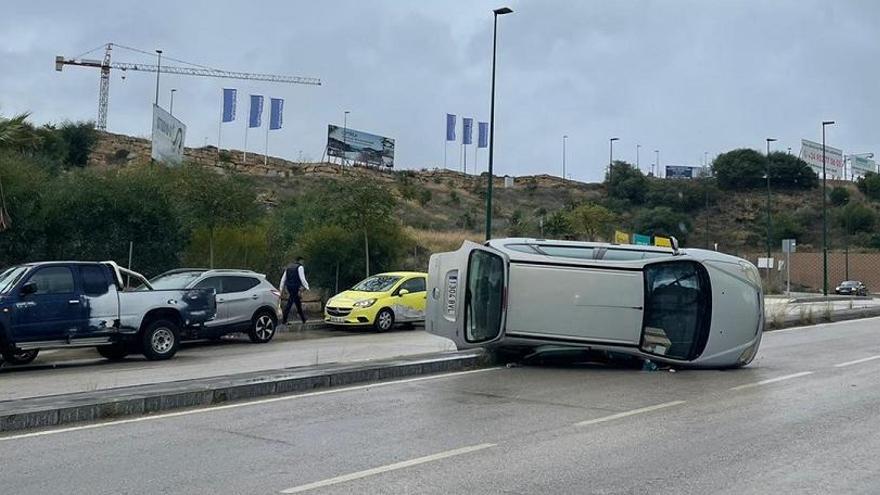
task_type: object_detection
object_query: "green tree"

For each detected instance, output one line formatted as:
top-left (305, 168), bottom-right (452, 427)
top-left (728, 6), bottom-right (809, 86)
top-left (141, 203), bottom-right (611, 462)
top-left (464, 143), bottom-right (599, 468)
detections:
top-left (830, 186), bottom-right (850, 207)
top-left (334, 180), bottom-right (396, 277)
top-left (543, 209), bottom-right (573, 238)
top-left (711, 148), bottom-right (766, 190)
top-left (633, 206), bottom-right (691, 243)
top-left (768, 152), bottom-right (818, 190)
top-left (856, 172), bottom-right (880, 201)
top-left (837, 202), bottom-right (876, 235)
top-left (645, 178), bottom-right (717, 213)
top-left (605, 161), bottom-right (648, 204)
top-left (567, 203), bottom-right (615, 241)
top-left (296, 225), bottom-right (360, 295)
top-left (57, 121), bottom-right (98, 167)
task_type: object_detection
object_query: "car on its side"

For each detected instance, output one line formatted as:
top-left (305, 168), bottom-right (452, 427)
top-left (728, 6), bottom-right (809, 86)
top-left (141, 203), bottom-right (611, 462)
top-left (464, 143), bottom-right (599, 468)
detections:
top-left (427, 238), bottom-right (764, 369)
top-left (325, 271), bottom-right (428, 332)
top-left (148, 269), bottom-right (282, 343)
top-left (835, 280), bottom-right (868, 296)
top-left (0, 261), bottom-right (216, 365)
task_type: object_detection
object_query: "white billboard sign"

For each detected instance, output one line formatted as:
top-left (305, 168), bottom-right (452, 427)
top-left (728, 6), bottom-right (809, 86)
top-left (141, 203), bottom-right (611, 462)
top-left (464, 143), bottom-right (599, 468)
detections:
top-left (850, 155), bottom-right (876, 178)
top-left (151, 104), bottom-right (186, 165)
top-left (799, 139), bottom-right (843, 179)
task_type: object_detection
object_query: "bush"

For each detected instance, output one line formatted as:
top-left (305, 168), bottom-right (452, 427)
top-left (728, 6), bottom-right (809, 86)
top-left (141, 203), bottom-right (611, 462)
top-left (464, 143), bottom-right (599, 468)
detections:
top-left (712, 149), bottom-right (766, 190)
top-left (567, 203), bottom-right (616, 241)
top-left (837, 202), bottom-right (876, 234)
top-left (857, 172), bottom-right (880, 201)
top-left (769, 152), bottom-right (818, 189)
top-left (544, 209), bottom-right (572, 238)
top-left (605, 161), bottom-right (648, 204)
top-left (645, 178), bottom-right (717, 213)
top-left (830, 186), bottom-right (850, 207)
top-left (57, 121), bottom-right (97, 167)
top-left (633, 206), bottom-right (691, 243)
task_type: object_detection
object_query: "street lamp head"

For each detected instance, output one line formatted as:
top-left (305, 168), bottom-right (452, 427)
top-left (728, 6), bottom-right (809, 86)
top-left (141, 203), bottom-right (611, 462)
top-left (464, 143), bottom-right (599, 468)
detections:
top-left (563, 135), bottom-right (568, 139)
top-left (822, 120), bottom-right (835, 126)
top-left (156, 49), bottom-right (163, 55)
top-left (766, 138), bottom-right (777, 143)
top-left (610, 137), bottom-right (620, 142)
top-left (494, 7), bottom-right (513, 15)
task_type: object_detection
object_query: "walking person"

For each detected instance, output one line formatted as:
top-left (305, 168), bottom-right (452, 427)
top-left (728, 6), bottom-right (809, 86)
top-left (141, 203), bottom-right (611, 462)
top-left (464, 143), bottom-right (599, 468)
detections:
top-left (280, 256), bottom-right (310, 326)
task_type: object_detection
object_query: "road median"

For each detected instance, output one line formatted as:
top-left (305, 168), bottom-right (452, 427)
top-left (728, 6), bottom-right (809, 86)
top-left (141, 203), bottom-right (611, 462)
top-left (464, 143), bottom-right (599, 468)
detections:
top-left (0, 349), bottom-right (489, 433)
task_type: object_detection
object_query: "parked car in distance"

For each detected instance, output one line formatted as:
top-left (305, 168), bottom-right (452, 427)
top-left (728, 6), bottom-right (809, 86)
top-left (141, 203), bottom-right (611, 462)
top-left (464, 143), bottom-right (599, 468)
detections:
top-left (325, 271), bottom-right (428, 331)
top-left (148, 269), bottom-right (282, 343)
top-left (0, 261), bottom-right (216, 365)
top-left (835, 280), bottom-right (868, 296)
top-left (426, 238), bottom-right (764, 369)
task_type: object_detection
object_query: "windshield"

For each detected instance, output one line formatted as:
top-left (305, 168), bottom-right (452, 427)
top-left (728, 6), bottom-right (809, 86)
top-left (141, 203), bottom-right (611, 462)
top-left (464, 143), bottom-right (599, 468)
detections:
top-left (841, 281), bottom-right (859, 287)
top-left (149, 271), bottom-right (205, 290)
top-left (0, 266), bottom-right (29, 294)
top-left (351, 275), bottom-right (402, 292)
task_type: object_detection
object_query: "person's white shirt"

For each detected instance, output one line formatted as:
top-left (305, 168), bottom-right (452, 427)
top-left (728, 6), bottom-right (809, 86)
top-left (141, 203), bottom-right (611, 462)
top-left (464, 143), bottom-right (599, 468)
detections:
top-left (279, 265), bottom-right (309, 292)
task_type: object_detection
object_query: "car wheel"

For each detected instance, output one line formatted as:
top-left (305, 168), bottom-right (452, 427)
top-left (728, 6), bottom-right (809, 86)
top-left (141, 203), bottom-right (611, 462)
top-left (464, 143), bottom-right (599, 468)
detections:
top-left (249, 310), bottom-right (277, 343)
top-left (96, 343), bottom-right (129, 361)
top-left (141, 319), bottom-right (180, 361)
top-left (374, 308), bottom-right (395, 332)
top-left (1, 349), bottom-right (39, 365)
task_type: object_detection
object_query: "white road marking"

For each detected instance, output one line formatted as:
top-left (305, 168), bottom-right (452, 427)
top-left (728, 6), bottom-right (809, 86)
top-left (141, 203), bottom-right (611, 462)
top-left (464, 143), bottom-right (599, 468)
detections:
top-left (574, 400), bottom-right (686, 427)
top-left (729, 371), bottom-right (814, 391)
top-left (834, 355), bottom-right (880, 368)
top-left (279, 443), bottom-right (495, 494)
top-left (0, 367), bottom-right (502, 442)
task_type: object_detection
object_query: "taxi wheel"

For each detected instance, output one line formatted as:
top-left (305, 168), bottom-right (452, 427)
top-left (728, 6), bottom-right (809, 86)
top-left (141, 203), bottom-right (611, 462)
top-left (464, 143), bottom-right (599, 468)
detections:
top-left (374, 308), bottom-right (395, 332)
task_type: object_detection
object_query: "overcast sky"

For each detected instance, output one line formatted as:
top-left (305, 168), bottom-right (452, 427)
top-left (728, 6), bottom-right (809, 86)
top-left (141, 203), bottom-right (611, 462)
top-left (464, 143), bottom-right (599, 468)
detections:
top-left (2, 0), bottom-right (878, 182)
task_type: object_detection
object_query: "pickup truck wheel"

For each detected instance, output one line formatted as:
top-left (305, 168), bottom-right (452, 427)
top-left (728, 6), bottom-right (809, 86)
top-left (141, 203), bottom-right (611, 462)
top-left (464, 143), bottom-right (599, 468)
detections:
top-left (248, 310), bottom-right (277, 343)
top-left (1, 349), bottom-right (39, 365)
top-left (96, 344), bottom-right (129, 361)
top-left (142, 320), bottom-right (180, 361)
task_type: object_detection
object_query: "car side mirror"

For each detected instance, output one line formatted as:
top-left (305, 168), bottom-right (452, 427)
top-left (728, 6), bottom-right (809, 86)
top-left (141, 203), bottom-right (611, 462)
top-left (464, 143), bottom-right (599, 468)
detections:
top-left (20, 282), bottom-right (37, 296)
top-left (398, 289), bottom-right (410, 296)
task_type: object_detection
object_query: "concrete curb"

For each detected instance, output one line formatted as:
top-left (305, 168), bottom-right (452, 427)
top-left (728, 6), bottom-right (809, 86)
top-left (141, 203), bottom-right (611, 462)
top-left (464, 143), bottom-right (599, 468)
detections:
top-left (765, 305), bottom-right (880, 330)
top-left (0, 350), bottom-right (489, 434)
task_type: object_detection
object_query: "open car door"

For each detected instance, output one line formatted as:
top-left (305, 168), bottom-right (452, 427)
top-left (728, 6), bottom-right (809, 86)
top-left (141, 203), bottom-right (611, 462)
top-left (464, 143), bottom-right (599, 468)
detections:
top-left (427, 241), bottom-right (509, 349)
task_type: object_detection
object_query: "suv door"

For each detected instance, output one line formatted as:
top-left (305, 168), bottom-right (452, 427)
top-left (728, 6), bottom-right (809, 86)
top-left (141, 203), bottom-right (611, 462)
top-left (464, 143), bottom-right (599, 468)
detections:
top-left (426, 241), bottom-right (508, 349)
top-left (394, 276), bottom-right (427, 322)
top-left (11, 266), bottom-right (82, 342)
top-left (193, 276), bottom-right (225, 327)
top-left (219, 276), bottom-right (261, 327)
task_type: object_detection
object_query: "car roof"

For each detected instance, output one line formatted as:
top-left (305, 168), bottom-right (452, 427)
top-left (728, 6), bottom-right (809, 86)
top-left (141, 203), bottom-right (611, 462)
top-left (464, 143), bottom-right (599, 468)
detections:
top-left (153, 268), bottom-right (265, 279)
top-left (492, 237), bottom-right (675, 254)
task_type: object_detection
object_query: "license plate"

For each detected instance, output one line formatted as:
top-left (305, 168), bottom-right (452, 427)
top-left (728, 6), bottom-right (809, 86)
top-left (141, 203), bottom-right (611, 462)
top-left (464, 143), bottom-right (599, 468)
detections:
top-left (329, 316), bottom-right (346, 323)
top-left (445, 271), bottom-right (459, 318)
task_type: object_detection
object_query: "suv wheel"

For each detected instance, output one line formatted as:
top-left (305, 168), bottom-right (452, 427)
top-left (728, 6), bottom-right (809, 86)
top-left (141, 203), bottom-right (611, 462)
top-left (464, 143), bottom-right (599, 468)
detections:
top-left (142, 319), bottom-right (180, 361)
top-left (1, 349), bottom-right (39, 365)
top-left (374, 308), bottom-right (395, 332)
top-left (249, 310), bottom-right (277, 343)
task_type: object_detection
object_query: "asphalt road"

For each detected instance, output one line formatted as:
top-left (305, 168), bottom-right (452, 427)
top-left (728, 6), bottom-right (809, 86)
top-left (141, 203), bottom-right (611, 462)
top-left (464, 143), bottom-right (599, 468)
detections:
top-left (4, 317), bottom-right (880, 494)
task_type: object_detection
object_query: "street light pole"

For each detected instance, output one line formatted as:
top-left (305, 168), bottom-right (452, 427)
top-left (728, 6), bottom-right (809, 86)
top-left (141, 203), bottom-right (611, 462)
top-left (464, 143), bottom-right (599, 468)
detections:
top-left (486, 6), bottom-right (513, 241)
top-left (609, 137), bottom-right (619, 188)
top-left (342, 110), bottom-right (350, 167)
top-left (170, 89), bottom-right (176, 115)
top-left (636, 144), bottom-right (641, 170)
top-left (822, 120), bottom-right (835, 296)
top-left (562, 135), bottom-right (568, 181)
top-left (655, 149), bottom-right (660, 177)
top-left (765, 138), bottom-right (777, 279)
top-left (154, 50), bottom-right (162, 106)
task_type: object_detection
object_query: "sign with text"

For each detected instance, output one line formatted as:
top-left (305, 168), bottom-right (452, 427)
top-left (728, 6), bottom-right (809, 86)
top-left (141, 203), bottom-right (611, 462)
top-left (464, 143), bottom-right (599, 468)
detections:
top-left (151, 104), bottom-right (186, 165)
top-left (327, 125), bottom-right (395, 168)
top-left (800, 139), bottom-right (843, 179)
top-left (665, 165), bottom-right (699, 179)
top-left (850, 155), bottom-right (876, 178)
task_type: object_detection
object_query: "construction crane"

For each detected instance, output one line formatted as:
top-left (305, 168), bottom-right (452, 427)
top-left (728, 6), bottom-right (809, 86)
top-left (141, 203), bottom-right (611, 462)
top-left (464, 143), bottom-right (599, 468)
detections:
top-left (55, 43), bottom-right (321, 130)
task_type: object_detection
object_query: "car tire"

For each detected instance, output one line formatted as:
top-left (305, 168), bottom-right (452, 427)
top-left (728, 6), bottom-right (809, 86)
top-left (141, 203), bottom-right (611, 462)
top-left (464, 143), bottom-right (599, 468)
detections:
top-left (96, 343), bottom-right (129, 361)
top-left (141, 319), bottom-right (180, 361)
top-left (374, 308), bottom-right (395, 332)
top-left (249, 310), bottom-right (277, 343)
top-left (1, 349), bottom-right (39, 365)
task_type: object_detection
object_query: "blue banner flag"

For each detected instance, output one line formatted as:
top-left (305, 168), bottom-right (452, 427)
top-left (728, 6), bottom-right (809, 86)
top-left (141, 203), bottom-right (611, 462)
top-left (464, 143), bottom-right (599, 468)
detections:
top-left (222, 88), bottom-right (237, 122)
top-left (462, 117), bottom-right (473, 145)
top-left (249, 94), bottom-right (264, 128)
top-left (478, 122), bottom-right (488, 148)
top-left (446, 113), bottom-right (456, 141)
top-left (269, 98), bottom-right (283, 130)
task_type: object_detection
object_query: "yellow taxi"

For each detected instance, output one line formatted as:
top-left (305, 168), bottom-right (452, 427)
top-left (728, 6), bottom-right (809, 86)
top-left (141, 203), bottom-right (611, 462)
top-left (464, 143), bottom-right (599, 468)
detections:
top-left (324, 271), bottom-right (428, 331)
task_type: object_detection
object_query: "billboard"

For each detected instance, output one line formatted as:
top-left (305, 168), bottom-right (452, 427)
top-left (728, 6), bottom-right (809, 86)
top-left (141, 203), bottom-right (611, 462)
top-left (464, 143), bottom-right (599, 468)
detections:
top-left (850, 155), bottom-right (877, 178)
top-left (665, 165), bottom-right (699, 179)
top-left (327, 125), bottom-right (395, 168)
top-left (800, 139), bottom-right (843, 179)
top-left (151, 104), bottom-right (186, 165)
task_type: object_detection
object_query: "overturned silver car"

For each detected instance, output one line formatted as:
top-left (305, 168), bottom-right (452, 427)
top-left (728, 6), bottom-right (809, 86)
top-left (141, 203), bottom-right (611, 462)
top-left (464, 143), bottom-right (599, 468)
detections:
top-left (426, 238), bottom-right (764, 369)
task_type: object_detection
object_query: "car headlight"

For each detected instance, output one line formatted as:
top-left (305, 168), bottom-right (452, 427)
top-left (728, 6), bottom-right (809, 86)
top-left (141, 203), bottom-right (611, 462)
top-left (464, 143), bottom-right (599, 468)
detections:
top-left (353, 298), bottom-right (377, 308)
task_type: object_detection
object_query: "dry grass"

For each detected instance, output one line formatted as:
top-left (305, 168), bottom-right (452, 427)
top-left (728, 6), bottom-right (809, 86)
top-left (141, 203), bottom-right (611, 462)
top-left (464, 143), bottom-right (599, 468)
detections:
top-left (406, 227), bottom-right (482, 254)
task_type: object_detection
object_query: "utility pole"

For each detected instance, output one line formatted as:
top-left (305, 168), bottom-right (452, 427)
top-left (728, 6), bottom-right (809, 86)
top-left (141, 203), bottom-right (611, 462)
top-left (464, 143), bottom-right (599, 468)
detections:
top-left (766, 138), bottom-right (777, 282)
top-left (822, 121), bottom-right (835, 295)
top-left (154, 50), bottom-right (162, 106)
top-left (486, 6), bottom-right (514, 241)
top-left (562, 135), bottom-right (568, 181)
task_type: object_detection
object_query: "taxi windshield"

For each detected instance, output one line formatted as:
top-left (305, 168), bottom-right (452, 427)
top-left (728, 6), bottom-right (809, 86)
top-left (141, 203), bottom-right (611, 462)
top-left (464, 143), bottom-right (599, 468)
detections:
top-left (352, 275), bottom-right (402, 292)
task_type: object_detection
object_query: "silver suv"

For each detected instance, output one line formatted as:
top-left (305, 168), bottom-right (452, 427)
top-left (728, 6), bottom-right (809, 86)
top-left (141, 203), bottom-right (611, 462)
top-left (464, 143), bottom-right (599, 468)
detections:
top-left (149, 269), bottom-right (282, 343)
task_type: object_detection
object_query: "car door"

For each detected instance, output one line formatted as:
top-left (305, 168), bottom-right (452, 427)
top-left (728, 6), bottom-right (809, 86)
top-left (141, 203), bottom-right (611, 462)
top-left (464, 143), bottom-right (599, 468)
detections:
top-left (220, 276), bottom-right (261, 327)
top-left (193, 276), bottom-right (225, 327)
top-left (426, 241), bottom-right (509, 349)
top-left (394, 276), bottom-right (427, 322)
top-left (77, 264), bottom-right (119, 337)
top-left (11, 266), bottom-right (82, 342)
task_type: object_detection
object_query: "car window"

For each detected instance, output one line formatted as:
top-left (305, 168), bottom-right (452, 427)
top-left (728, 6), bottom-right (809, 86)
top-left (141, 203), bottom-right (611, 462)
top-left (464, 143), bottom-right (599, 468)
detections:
top-left (601, 249), bottom-right (671, 261)
top-left (0, 266), bottom-right (29, 294)
top-left (399, 277), bottom-right (426, 293)
top-left (193, 276), bottom-right (222, 293)
top-left (465, 250), bottom-right (505, 343)
top-left (535, 245), bottom-right (596, 260)
top-left (28, 266), bottom-right (75, 295)
top-left (79, 265), bottom-right (110, 296)
top-left (222, 276), bottom-right (260, 293)
top-left (149, 271), bottom-right (206, 290)
top-left (504, 244), bottom-right (542, 255)
top-left (352, 275), bottom-right (402, 292)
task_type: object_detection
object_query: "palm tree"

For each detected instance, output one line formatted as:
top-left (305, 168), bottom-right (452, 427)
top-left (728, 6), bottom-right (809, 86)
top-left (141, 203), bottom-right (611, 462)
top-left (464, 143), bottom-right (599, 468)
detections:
top-left (0, 111), bottom-right (36, 150)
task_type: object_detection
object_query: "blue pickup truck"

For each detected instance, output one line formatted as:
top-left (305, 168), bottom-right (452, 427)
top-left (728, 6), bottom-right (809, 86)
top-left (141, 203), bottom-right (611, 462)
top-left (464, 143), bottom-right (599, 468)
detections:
top-left (0, 261), bottom-right (217, 365)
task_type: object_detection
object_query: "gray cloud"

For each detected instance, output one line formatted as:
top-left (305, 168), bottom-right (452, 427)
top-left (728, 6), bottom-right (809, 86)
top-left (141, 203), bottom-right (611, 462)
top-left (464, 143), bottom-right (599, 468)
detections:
top-left (1, 0), bottom-right (878, 181)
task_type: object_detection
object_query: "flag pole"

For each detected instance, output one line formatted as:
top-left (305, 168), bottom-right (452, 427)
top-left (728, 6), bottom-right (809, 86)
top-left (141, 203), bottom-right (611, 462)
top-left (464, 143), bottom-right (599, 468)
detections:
top-left (217, 90), bottom-right (223, 159)
top-left (464, 142), bottom-right (468, 175)
top-left (243, 125), bottom-right (248, 164)
top-left (264, 117), bottom-right (269, 166)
